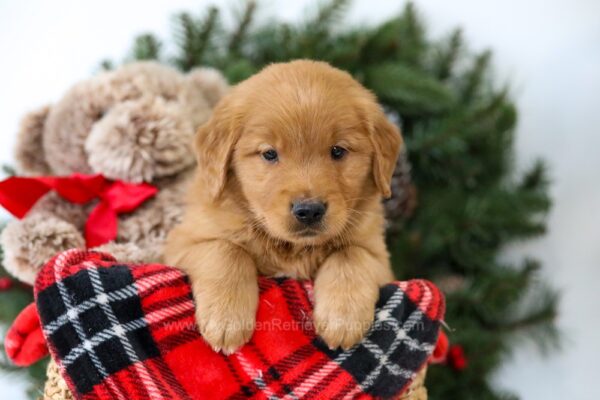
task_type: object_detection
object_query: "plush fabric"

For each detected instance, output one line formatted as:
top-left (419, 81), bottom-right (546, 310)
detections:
top-left (0, 62), bottom-right (229, 285)
top-left (10, 249), bottom-right (445, 399)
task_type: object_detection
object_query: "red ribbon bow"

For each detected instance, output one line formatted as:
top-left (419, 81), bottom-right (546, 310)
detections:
top-left (0, 173), bottom-right (157, 248)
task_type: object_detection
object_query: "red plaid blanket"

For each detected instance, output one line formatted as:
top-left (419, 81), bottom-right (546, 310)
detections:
top-left (8, 249), bottom-right (445, 399)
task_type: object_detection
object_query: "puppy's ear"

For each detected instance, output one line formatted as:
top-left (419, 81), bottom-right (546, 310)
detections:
top-left (195, 96), bottom-right (240, 201)
top-left (368, 111), bottom-right (403, 199)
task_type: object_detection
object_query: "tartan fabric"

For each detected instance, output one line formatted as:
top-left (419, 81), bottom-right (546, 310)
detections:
top-left (34, 249), bottom-right (445, 400)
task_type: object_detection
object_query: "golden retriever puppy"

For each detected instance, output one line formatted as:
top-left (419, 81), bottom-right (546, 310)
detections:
top-left (165, 60), bottom-right (402, 354)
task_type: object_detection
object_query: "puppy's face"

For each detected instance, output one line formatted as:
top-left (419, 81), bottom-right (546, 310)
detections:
top-left (233, 106), bottom-right (373, 244)
top-left (196, 61), bottom-right (402, 245)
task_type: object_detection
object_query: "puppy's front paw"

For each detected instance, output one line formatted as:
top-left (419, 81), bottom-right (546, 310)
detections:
top-left (195, 290), bottom-right (258, 354)
top-left (313, 291), bottom-right (376, 350)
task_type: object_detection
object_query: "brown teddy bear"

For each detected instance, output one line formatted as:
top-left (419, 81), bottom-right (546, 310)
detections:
top-left (1, 61), bottom-right (228, 284)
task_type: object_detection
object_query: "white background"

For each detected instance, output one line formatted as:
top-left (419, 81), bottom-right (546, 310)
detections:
top-left (1, 0), bottom-right (599, 399)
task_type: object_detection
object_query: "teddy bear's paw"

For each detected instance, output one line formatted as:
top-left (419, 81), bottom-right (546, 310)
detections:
top-left (93, 242), bottom-right (161, 265)
top-left (0, 215), bottom-right (84, 284)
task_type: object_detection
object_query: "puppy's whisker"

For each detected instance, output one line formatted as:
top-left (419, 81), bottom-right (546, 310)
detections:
top-left (347, 208), bottom-right (380, 216)
top-left (344, 196), bottom-right (376, 202)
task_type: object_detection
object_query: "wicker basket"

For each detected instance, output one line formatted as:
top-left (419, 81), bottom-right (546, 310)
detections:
top-left (42, 358), bottom-right (427, 400)
top-left (43, 359), bottom-right (74, 400)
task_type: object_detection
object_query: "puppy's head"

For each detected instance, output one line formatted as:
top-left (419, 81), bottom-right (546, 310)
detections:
top-left (195, 60), bottom-right (402, 244)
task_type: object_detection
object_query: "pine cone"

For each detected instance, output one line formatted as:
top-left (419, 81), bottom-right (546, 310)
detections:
top-left (385, 150), bottom-right (417, 219)
top-left (435, 274), bottom-right (467, 294)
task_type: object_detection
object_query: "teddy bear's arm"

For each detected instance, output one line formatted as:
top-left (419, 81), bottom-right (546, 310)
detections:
top-left (93, 241), bottom-right (163, 265)
top-left (0, 214), bottom-right (84, 284)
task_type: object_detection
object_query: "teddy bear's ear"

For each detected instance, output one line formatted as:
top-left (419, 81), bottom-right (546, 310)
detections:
top-left (185, 67), bottom-right (229, 109)
top-left (15, 105), bottom-right (52, 176)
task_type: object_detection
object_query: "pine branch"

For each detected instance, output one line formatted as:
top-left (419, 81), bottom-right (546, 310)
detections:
top-left (362, 17), bottom-right (402, 63)
top-left (295, 0), bottom-right (351, 57)
top-left (478, 285), bottom-right (560, 352)
top-left (131, 33), bottom-right (162, 61)
top-left (520, 159), bottom-right (550, 191)
top-left (173, 7), bottom-right (220, 70)
top-left (1, 164), bottom-right (16, 177)
top-left (365, 62), bottom-right (455, 116)
top-left (308, 0), bottom-right (350, 30)
top-left (399, 2), bottom-right (426, 65)
top-left (434, 28), bottom-right (463, 80)
top-left (361, 2), bottom-right (426, 66)
top-left (98, 59), bottom-right (114, 71)
top-left (228, 0), bottom-right (257, 54)
top-left (499, 305), bottom-right (558, 333)
top-left (461, 50), bottom-right (492, 102)
top-left (173, 12), bottom-right (197, 70)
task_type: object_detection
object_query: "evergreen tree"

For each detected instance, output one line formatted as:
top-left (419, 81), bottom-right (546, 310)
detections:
top-left (0, 1), bottom-right (557, 398)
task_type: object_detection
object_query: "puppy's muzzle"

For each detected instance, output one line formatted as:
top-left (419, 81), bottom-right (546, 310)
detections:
top-left (291, 200), bottom-right (327, 226)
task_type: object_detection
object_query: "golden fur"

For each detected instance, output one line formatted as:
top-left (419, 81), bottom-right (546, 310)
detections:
top-left (165, 60), bottom-right (402, 353)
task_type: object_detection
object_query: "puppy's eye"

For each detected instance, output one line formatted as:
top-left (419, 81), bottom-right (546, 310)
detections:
top-left (261, 149), bottom-right (279, 163)
top-left (330, 146), bottom-right (347, 160)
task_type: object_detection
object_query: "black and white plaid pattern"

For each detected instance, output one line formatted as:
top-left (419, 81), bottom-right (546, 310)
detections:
top-left (313, 284), bottom-right (438, 398)
top-left (37, 260), bottom-right (160, 394)
top-left (33, 250), bottom-right (444, 400)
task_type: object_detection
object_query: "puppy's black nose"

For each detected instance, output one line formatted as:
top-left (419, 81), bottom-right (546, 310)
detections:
top-left (292, 200), bottom-right (326, 226)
